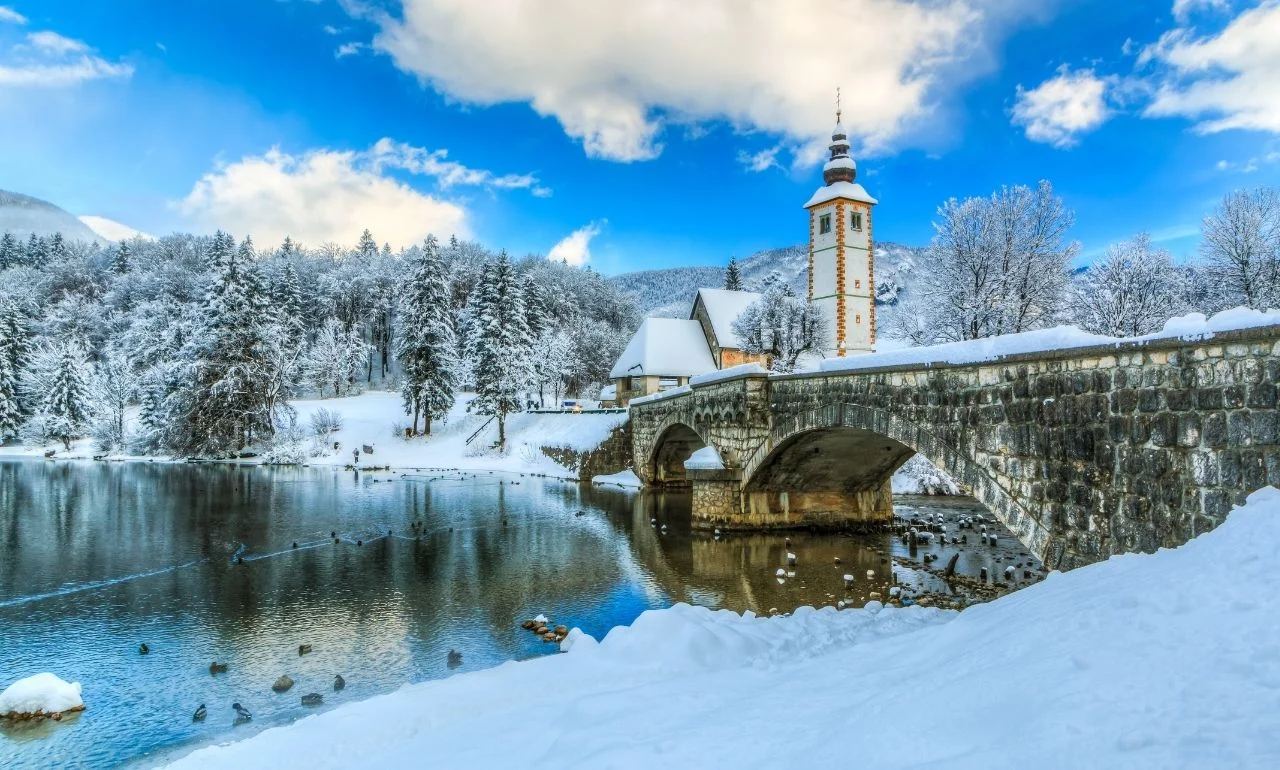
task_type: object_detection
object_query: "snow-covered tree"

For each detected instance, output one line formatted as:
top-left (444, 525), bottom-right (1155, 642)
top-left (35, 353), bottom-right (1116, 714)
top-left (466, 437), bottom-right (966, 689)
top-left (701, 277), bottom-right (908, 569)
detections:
top-left (724, 256), bottom-right (744, 291)
top-left (731, 283), bottom-right (828, 373)
top-left (0, 233), bottom-right (20, 270)
top-left (395, 234), bottom-right (456, 434)
top-left (894, 180), bottom-right (1077, 344)
top-left (1200, 186), bottom-right (1280, 310)
top-left (303, 318), bottom-right (368, 398)
top-left (467, 253), bottom-right (533, 447)
top-left (91, 349), bottom-right (139, 450)
top-left (1074, 234), bottom-right (1186, 336)
top-left (37, 340), bottom-right (93, 450)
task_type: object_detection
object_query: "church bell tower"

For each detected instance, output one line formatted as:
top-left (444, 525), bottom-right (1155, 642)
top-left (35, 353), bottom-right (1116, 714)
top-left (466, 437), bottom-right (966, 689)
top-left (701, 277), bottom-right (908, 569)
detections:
top-left (805, 97), bottom-right (877, 358)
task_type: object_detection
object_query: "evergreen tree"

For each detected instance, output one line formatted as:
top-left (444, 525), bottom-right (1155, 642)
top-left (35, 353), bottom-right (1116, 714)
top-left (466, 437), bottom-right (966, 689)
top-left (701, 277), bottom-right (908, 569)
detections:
top-left (39, 341), bottom-right (92, 450)
top-left (395, 234), bottom-right (457, 435)
top-left (48, 232), bottom-right (68, 264)
top-left (356, 229), bottom-right (378, 260)
top-left (111, 240), bottom-right (131, 274)
top-left (724, 256), bottom-right (744, 291)
top-left (26, 234), bottom-right (49, 268)
top-left (0, 351), bottom-right (20, 441)
top-left (0, 233), bottom-right (19, 270)
top-left (467, 252), bottom-right (533, 447)
top-left (0, 298), bottom-right (31, 415)
top-left (174, 231), bottom-right (278, 454)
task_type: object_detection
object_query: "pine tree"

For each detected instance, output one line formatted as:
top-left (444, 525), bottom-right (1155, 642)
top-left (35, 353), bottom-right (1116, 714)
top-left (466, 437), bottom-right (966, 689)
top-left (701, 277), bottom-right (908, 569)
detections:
top-left (26, 234), bottom-right (49, 268)
top-left (175, 231), bottom-right (278, 454)
top-left (48, 232), bottom-right (68, 264)
top-left (356, 229), bottom-right (378, 260)
top-left (111, 240), bottom-right (131, 274)
top-left (725, 256), bottom-right (744, 291)
top-left (39, 341), bottom-right (92, 450)
top-left (467, 252), bottom-right (533, 448)
top-left (0, 233), bottom-right (19, 270)
top-left (395, 234), bottom-right (457, 435)
top-left (0, 351), bottom-right (20, 441)
top-left (0, 298), bottom-right (31, 415)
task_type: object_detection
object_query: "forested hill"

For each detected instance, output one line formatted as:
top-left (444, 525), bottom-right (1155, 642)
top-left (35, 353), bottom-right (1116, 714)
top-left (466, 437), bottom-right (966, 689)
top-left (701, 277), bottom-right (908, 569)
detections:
top-left (609, 242), bottom-right (925, 318)
top-left (0, 190), bottom-right (109, 246)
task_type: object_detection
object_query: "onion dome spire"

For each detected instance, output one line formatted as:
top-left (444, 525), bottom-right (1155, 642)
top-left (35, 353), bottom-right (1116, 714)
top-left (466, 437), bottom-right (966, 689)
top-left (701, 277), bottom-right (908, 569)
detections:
top-left (823, 88), bottom-right (856, 186)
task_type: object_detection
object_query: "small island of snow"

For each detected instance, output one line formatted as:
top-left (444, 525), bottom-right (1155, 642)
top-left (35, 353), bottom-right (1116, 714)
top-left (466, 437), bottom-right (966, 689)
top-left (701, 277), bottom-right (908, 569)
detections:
top-left (0, 673), bottom-right (84, 720)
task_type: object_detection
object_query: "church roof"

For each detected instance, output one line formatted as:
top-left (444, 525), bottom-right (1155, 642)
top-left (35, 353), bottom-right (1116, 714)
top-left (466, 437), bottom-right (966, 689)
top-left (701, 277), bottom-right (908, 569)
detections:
top-left (804, 180), bottom-right (879, 208)
top-left (693, 288), bottom-right (763, 350)
top-left (610, 318), bottom-right (717, 379)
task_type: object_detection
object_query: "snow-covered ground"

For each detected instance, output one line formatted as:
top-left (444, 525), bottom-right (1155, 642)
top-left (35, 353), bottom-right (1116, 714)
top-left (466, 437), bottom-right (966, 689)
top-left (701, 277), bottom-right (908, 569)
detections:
top-left (165, 488), bottom-right (1280, 769)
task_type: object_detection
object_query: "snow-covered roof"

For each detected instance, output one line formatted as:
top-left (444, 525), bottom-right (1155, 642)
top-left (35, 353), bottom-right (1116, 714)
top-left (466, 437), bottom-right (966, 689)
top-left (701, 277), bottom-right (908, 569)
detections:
top-left (804, 181), bottom-right (878, 208)
top-left (610, 318), bottom-right (717, 379)
top-left (693, 288), bottom-right (762, 350)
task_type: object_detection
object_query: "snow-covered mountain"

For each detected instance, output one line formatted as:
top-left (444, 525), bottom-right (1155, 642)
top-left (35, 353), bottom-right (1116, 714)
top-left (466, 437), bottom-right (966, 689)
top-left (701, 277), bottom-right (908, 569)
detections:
top-left (611, 241), bottom-right (925, 323)
top-left (0, 190), bottom-right (111, 246)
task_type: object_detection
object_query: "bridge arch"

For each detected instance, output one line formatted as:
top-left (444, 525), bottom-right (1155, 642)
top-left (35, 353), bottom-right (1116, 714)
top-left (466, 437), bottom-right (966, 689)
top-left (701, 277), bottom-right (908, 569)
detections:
top-left (647, 419), bottom-right (709, 489)
top-left (740, 403), bottom-right (1052, 558)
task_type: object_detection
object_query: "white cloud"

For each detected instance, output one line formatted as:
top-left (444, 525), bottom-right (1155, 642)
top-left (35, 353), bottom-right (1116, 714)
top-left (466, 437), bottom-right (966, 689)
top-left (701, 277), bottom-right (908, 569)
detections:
top-left (79, 215), bottom-right (155, 242)
top-left (1171, 0), bottom-right (1228, 22)
top-left (370, 138), bottom-right (550, 195)
top-left (0, 29), bottom-right (133, 87)
top-left (27, 31), bottom-right (88, 54)
top-left (1011, 66), bottom-right (1112, 148)
top-left (0, 6), bottom-right (26, 24)
top-left (356, 0), bottom-right (1009, 162)
top-left (737, 146), bottom-right (783, 173)
top-left (548, 221), bottom-right (604, 267)
top-left (176, 146), bottom-right (469, 250)
top-left (335, 41), bottom-right (365, 58)
top-left (1141, 2), bottom-right (1280, 134)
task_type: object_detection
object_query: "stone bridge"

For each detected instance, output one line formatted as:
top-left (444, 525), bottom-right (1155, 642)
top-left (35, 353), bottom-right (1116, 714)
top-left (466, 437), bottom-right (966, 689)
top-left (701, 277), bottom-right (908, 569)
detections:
top-left (628, 325), bottom-right (1280, 569)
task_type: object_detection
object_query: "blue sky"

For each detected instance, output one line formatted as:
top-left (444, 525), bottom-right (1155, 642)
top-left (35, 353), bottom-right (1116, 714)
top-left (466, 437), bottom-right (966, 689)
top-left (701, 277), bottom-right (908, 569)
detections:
top-left (1, 0), bottom-right (1279, 274)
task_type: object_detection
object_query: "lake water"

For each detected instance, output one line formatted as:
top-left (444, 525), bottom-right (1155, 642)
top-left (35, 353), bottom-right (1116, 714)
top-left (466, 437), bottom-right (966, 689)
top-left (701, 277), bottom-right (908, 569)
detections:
top-left (0, 459), bottom-right (1036, 768)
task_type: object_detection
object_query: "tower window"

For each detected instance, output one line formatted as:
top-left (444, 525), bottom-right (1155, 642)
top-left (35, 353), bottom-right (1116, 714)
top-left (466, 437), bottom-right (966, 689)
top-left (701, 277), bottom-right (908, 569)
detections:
top-left (818, 214), bottom-right (831, 234)
top-left (851, 212), bottom-right (863, 231)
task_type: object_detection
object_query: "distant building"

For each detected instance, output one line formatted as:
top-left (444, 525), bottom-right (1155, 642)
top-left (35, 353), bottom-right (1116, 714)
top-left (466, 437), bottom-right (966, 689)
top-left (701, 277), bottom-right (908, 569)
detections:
top-left (609, 109), bottom-right (878, 405)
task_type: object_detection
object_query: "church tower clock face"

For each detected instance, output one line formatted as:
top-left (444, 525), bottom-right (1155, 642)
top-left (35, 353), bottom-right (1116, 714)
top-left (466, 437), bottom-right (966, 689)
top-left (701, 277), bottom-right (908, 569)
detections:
top-left (805, 99), bottom-right (878, 358)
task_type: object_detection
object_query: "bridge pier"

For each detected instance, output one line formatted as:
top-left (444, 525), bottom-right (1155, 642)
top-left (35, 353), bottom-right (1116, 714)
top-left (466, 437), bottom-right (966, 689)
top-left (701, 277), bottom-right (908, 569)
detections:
top-left (688, 468), bottom-right (894, 531)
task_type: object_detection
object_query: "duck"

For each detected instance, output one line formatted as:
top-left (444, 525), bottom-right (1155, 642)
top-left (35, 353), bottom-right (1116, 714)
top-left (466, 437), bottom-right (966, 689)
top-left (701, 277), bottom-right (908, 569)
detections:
top-left (301, 693), bottom-right (324, 707)
top-left (446, 649), bottom-right (463, 668)
top-left (232, 702), bottom-right (252, 721)
top-left (333, 674), bottom-right (346, 692)
top-left (192, 704), bottom-right (207, 722)
top-left (298, 644), bottom-right (313, 656)
top-left (209, 661), bottom-right (228, 675)
top-left (139, 643), bottom-right (150, 655)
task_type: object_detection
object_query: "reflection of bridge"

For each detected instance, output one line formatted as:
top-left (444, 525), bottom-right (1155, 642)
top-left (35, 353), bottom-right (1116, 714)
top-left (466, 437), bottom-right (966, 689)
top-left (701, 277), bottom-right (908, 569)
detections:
top-left (630, 325), bottom-right (1280, 570)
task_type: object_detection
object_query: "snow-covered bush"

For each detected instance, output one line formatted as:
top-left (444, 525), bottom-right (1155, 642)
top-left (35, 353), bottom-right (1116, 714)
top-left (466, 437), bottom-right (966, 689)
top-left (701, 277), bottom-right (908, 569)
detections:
top-left (309, 407), bottom-right (344, 438)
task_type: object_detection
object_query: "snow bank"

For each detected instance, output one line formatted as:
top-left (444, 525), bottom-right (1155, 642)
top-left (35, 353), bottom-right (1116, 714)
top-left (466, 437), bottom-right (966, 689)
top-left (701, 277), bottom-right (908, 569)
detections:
top-left (684, 446), bottom-right (725, 470)
top-left (819, 306), bottom-right (1280, 374)
top-left (591, 469), bottom-right (643, 488)
top-left (165, 486), bottom-right (1280, 769)
top-left (0, 673), bottom-right (84, 719)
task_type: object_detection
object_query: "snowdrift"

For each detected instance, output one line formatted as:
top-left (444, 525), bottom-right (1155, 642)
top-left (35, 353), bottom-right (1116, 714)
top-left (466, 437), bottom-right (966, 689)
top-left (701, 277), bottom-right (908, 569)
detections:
top-left (166, 488), bottom-right (1280, 769)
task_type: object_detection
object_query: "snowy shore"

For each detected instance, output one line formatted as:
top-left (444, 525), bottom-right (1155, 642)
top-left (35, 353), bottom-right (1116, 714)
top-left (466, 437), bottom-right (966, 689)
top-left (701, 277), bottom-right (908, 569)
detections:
top-left (0, 391), bottom-right (960, 493)
top-left (164, 487), bottom-right (1280, 769)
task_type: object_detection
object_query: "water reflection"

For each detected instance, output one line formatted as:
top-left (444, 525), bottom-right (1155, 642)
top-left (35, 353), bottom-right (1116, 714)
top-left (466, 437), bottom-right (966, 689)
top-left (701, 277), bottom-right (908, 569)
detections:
top-left (0, 460), bottom-right (1026, 768)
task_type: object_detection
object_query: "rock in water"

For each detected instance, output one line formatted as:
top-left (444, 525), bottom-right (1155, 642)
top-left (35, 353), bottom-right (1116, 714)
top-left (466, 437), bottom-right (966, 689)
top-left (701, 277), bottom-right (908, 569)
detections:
top-left (272, 676), bottom-right (295, 693)
top-left (0, 673), bottom-right (85, 720)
